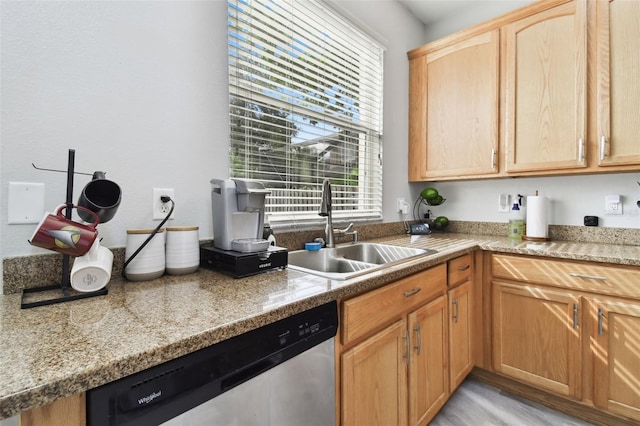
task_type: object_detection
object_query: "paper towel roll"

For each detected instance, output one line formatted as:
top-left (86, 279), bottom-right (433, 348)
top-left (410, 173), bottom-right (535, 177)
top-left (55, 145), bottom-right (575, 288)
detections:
top-left (526, 195), bottom-right (548, 238)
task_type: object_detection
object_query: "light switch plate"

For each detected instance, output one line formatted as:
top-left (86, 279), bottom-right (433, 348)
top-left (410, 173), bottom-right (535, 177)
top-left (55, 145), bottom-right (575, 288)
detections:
top-left (8, 182), bottom-right (45, 224)
top-left (498, 194), bottom-right (511, 213)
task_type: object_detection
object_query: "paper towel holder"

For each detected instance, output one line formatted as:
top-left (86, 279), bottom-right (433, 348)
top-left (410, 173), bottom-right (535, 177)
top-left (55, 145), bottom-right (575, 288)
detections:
top-left (522, 190), bottom-right (550, 242)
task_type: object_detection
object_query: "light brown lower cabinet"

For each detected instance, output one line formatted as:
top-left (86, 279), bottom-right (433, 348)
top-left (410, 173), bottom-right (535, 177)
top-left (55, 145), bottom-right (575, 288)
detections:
top-left (20, 393), bottom-right (85, 426)
top-left (341, 295), bottom-right (448, 426)
top-left (339, 255), bottom-right (478, 426)
top-left (492, 281), bottom-right (582, 398)
top-left (339, 264), bottom-right (449, 426)
top-left (408, 296), bottom-right (449, 425)
top-left (448, 280), bottom-right (473, 392)
top-left (341, 319), bottom-right (409, 426)
top-left (590, 297), bottom-right (640, 421)
top-left (489, 253), bottom-right (640, 424)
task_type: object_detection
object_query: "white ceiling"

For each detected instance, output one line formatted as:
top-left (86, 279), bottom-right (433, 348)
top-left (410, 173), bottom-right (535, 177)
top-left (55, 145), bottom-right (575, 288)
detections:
top-left (397, 0), bottom-right (534, 25)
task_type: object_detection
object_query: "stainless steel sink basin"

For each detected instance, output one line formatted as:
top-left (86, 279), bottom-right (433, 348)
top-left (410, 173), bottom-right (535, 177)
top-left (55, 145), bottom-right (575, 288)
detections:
top-left (287, 242), bottom-right (437, 280)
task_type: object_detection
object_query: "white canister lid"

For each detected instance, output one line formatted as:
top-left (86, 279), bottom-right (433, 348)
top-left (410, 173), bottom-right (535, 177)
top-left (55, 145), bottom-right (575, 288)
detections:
top-left (127, 228), bottom-right (165, 234)
top-left (166, 226), bottom-right (199, 232)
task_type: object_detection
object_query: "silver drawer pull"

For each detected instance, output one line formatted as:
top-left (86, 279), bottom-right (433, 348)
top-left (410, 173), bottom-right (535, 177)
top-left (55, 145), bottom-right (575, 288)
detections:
top-left (404, 288), bottom-right (421, 297)
top-left (403, 331), bottom-right (410, 365)
top-left (569, 273), bottom-right (607, 281)
top-left (598, 307), bottom-right (604, 336)
top-left (457, 264), bottom-right (470, 271)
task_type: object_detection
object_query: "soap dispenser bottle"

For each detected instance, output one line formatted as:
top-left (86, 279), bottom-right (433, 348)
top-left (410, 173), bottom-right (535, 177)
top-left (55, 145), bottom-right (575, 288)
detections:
top-left (509, 202), bottom-right (524, 240)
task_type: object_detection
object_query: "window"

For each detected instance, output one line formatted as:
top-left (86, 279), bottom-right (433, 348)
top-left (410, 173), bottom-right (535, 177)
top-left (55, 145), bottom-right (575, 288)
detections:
top-left (227, 0), bottom-right (384, 227)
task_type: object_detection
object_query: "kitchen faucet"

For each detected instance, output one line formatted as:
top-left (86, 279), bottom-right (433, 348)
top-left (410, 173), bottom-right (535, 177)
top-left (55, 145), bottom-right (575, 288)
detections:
top-left (319, 178), bottom-right (357, 248)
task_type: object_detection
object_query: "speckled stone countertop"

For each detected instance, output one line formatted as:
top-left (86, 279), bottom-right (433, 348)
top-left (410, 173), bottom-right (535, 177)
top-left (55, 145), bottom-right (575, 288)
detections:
top-left (1, 232), bottom-right (639, 419)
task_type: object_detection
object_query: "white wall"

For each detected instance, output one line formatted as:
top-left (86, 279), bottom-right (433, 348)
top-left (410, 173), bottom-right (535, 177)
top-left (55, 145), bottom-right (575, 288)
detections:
top-left (410, 174), bottom-right (640, 228)
top-left (2, 0), bottom-right (639, 267)
top-left (1, 1), bottom-right (228, 259)
top-left (0, 0), bottom-right (425, 264)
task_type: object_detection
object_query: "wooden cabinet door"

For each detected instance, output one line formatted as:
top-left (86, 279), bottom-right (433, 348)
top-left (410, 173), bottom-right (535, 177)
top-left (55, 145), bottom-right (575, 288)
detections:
top-left (596, 0), bottom-right (640, 167)
top-left (492, 281), bottom-right (582, 398)
top-left (591, 298), bottom-right (640, 422)
top-left (408, 30), bottom-right (499, 181)
top-left (408, 296), bottom-right (448, 426)
top-left (449, 280), bottom-right (473, 392)
top-left (503, 0), bottom-right (587, 173)
top-left (342, 319), bottom-right (408, 426)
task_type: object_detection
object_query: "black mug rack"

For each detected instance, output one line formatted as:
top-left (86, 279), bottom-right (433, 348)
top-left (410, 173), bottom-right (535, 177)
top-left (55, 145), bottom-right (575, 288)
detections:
top-left (21, 149), bottom-right (108, 309)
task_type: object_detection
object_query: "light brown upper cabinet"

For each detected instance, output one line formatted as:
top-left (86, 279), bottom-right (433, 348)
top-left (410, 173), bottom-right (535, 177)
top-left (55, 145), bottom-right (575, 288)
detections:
top-left (595, 0), bottom-right (640, 167)
top-left (503, 1), bottom-right (587, 173)
top-left (407, 0), bottom-right (640, 181)
top-left (408, 30), bottom-right (500, 181)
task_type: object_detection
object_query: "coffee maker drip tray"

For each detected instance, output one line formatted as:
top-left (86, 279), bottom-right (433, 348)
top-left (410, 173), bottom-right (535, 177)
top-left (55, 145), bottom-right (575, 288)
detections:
top-left (231, 238), bottom-right (270, 253)
top-left (200, 243), bottom-right (288, 278)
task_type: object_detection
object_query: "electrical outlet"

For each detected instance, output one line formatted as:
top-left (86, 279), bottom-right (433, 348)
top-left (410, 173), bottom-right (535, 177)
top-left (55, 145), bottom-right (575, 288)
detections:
top-left (397, 197), bottom-right (405, 213)
top-left (605, 194), bottom-right (622, 215)
top-left (153, 188), bottom-right (175, 220)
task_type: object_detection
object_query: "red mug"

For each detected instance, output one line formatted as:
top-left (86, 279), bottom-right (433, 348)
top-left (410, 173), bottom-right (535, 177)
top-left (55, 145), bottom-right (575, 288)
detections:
top-left (28, 205), bottom-right (100, 256)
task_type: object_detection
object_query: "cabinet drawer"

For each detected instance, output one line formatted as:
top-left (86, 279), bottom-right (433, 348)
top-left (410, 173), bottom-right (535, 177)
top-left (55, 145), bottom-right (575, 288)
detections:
top-left (492, 254), bottom-right (640, 298)
top-left (448, 254), bottom-right (472, 287)
top-left (342, 264), bottom-right (446, 345)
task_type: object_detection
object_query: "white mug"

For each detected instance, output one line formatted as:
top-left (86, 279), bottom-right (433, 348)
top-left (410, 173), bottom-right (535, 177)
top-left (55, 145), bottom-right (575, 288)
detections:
top-left (124, 228), bottom-right (165, 281)
top-left (165, 226), bottom-right (200, 275)
top-left (70, 239), bottom-right (113, 292)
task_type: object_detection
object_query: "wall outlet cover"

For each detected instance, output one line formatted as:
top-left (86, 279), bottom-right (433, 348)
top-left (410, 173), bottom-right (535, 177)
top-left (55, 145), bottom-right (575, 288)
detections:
top-left (153, 188), bottom-right (175, 220)
top-left (8, 182), bottom-right (45, 224)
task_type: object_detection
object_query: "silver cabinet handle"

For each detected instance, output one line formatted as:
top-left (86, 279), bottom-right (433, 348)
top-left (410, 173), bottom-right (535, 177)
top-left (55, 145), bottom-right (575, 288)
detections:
top-left (573, 303), bottom-right (579, 329)
top-left (413, 323), bottom-right (422, 355)
top-left (569, 273), bottom-right (607, 281)
top-left (490, 148), bottom-right (496, 169)
top-left (457, 264), bottom-right (470, 271)
top-left (452, 299), bottom-right (459, 323)
top-left (598, 307), bottom-right (604, 336)
top-left (403, 330), bottom-right (410, 365)
top-left (600, 136), bottom-right (607, 160)
top-left (404, 288), bottom-right (421, 298)
top-left (578, 138), bottom-right (585, 162)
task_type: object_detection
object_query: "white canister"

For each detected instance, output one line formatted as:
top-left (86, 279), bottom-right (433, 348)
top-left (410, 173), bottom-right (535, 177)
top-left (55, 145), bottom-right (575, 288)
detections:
top-left (165, 226), bottom-right (200, 275)
top-left (124, 228), bottom-right (165, 281)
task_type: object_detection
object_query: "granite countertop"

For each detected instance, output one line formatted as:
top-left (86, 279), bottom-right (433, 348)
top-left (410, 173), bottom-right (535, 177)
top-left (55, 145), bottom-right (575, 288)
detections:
top-left (1, 232), bottom-right (640, 419)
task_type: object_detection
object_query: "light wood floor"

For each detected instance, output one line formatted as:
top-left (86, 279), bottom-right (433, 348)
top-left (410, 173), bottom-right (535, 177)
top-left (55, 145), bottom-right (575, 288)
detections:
top-left (430, 378), bottom-right (593, 426)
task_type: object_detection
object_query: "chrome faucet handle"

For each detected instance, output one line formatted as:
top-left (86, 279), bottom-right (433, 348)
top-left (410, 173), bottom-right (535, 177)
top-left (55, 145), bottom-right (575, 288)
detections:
top-left (334, 223), bottom-right (358, 243)
top-left (335, 223), bottom-right (354, 234)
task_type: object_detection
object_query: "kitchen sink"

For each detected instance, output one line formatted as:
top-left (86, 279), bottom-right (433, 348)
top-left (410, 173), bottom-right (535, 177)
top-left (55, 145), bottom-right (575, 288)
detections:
top-left (287, 242), bottom-right (437, 280)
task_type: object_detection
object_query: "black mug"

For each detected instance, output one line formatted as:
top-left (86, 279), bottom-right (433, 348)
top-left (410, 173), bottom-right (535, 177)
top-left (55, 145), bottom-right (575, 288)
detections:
top-left (78, 171), bottom-right (121, 224)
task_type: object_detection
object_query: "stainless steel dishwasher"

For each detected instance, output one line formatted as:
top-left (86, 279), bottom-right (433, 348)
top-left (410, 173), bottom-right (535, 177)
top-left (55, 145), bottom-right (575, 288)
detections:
top-left (87, 301), bottom-right (338, 426)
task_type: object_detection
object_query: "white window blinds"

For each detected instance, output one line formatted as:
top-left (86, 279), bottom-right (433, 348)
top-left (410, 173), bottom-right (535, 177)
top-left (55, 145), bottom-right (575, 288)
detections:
top-left (227, 0), bottom-right (384, 226)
